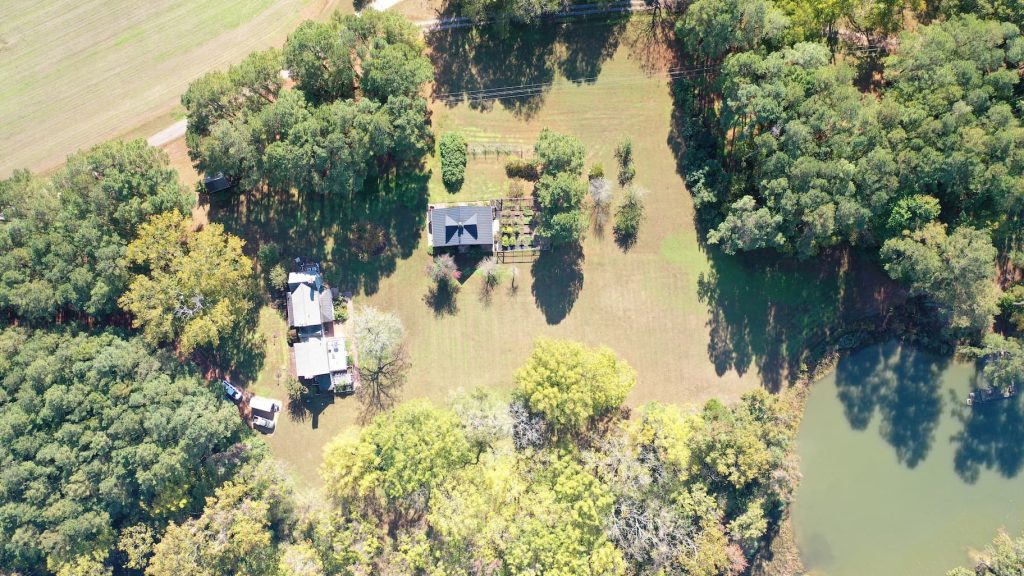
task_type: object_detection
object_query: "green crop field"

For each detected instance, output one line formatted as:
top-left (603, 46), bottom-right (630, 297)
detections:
top-left (0, 0), bottom-right (351, 177)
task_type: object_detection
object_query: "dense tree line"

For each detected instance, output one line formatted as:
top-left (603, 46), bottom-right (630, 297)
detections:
top-left (443, 0), bottom-right (568, 27)
top-left (680, 0), bottom-right (1024, 335)
top-left (0, 139), bottom-right (254, 356)
top-left (183, 10), bottom-right (433, 197)
top-left (0, 134), bottom-right (261, 576)
top-left (0, 141), bottom-right (193, 322)
top-left (0, 327), bottom-right (252, 575)
top-left (136, 338), bottom-right (797, 576)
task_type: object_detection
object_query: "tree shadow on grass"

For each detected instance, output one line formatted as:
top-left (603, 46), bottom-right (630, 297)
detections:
top-left (429, 24), bottom-right (556, 119)
top-left (203, 307), bottom-right (266, 385)
top-left (207, 170), bottom-right (429, 298)
top-left (425, 281), bottom-right (460, 316)
top-left (834, 342), bottom-right (948, 468)
top-left (556, 16), bottom-right (629, 81)
top-left (696, 248), bottom-right (845, 391)
top-left (428, 19), bottom-right (627, 120)
top-left (303, 393), bottom-right (336, 430)
top-left (286, 392), bottom-right (336, 428)
top-left (951, 373), bottom-right (1024, 483)
top-left (287, 396), bottom-right (309, 423)
top-left (614, 228), bottom-right (638, 252)
top-left (531, 245), bottom-right (584, 325)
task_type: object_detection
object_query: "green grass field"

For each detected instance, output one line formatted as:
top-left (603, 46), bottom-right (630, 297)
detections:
top-left (0, 0), bottom-right (351, 177)
top-left (200, 18), bottom-right (866, 486)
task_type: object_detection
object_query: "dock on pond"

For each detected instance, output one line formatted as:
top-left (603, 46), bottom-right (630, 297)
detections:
top-left (966, 383), bottom-right (1017, 406)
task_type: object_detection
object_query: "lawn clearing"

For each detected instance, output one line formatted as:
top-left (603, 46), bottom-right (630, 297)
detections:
top-left (0, 0), bottom-right (352, 177)
top-left (214, 17), bottom-right (872, 486)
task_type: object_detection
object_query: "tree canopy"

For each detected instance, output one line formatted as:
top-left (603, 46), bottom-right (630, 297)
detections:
top-left (880, 223), bottom-right (999, 333)
top-left (535, 128), bottom-right (586, 177)
top-left (0, 328), bottom-right (247, 574)
top-left (183, 10), bottom-right (433, 197)
top-left (100, 332), bottom-right (798, 576)
top-left (119, 213), bottom-right (255, 355)
top-left (514, 338), bottom-right (637, 437)
top-left (322, 400), bottom-right (473, 513)
top-left (688, 13), bottom-right (1024, 333)
top-left (533, 130), bottom-right (588, 246)
top-left (676, 0), bottom-right (789, 62)
top-left (145, 463), bottom-right (293, 576)
top-left (0, 140), bottom-right (192, 322)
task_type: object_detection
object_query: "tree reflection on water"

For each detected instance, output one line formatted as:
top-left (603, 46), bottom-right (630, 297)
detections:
top-left (834, 342), bottom-right (948, 468)
top-left (833, 341), bottom-right (1024, 482)
top-left (950, 372), bottom-right (1024, 483)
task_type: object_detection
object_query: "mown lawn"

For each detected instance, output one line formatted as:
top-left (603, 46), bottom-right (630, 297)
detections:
top-left (213, 17), bottom-right (858, 485)
top-left (0, 0), bottom-right (351, 177)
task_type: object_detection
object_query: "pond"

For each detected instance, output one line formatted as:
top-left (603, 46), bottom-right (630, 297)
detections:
top-left (793, 341), bottom-right (1024, 576)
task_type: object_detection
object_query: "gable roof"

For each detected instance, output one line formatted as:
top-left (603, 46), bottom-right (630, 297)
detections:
top-left (294, 337), bottom-right (331, 379)
top-left (286, 272), bottom-right (333, 328)
top-left (430, 205), bottom-right (495, 247)
top-left (288, 282), bottom-right (322, 328)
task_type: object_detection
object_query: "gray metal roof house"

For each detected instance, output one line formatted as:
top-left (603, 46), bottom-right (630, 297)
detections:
top-left (286, 266), bottom-right (352, 394)
top-left (287, 272), bottom-right (334, 328)
top-left (428, 204), bottom-right (499, 250)
top-left (203, 172), bottom-right (234, 194)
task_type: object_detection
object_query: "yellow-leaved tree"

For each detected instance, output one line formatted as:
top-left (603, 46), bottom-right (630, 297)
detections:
top-left (119, 213), bottom-right (254, 355)
top-left (514, 338), bottom-right (637, 438)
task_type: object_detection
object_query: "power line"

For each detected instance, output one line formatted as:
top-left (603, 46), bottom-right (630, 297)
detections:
top-left (433, 64), bottom-right (719, 102)
top-left (431, 41), bottom-right (898, 104)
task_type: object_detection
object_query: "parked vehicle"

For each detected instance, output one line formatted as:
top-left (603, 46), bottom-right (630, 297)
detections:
top-left (250, 395), bottom-right (281, 413)
top-left (252, 415), bottom-right (275, 430)
top-left (222, 379), bottom-right (242, 402)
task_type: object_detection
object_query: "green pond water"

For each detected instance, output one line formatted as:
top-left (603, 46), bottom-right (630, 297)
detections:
top-left (793, 341), bottom-right (1024, 576)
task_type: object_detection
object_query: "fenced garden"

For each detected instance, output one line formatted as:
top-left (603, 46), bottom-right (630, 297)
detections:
top-left (497, 197), bottom-right (546, 254)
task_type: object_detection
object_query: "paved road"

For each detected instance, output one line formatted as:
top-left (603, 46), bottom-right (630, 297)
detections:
top-left (368, 0), bottom-right (407, 11)
top-left (147, 119), bottom-right (187, 147)
top-left (146, 1), bottom-right (658, 145)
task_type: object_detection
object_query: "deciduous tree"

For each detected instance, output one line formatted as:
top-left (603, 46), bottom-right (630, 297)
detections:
top-left (0, 328), bottom-right (246, 573)
top-left (0, 140), bottom-right (192, 321)
top-left (880, 223), bottom-right (999, 333)
top-left (120, 213), bottom-right (256, 354)
top-left (514, 338), bottom-right (636, 437)
top-left (352, 306), bottom-right (410, 418)
top-left (321, 400), bottom-right (472, 513)
top-left (535, 128), bottom-right (586, 176)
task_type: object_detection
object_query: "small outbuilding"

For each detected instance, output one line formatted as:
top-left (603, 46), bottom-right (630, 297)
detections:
top-left (249, 395), bottom-right (282, 415)
top-left (203, 172), bottom-right (234, 194)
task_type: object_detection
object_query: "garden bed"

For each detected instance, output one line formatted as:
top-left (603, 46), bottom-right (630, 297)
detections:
top-left (496, 197), bottom-right (544, 252)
